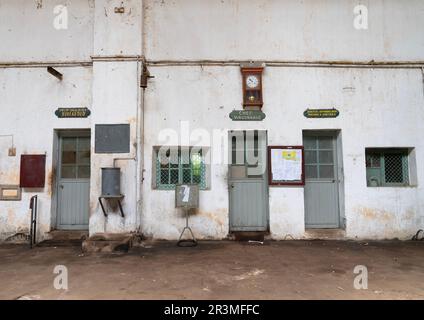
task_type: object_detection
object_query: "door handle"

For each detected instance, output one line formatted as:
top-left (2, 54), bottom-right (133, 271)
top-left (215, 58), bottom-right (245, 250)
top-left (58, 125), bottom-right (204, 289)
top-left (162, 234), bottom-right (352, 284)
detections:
top-left (60, 184), bottom-right (64, 189)
top-left (231, 184), bottom-right (234, 189)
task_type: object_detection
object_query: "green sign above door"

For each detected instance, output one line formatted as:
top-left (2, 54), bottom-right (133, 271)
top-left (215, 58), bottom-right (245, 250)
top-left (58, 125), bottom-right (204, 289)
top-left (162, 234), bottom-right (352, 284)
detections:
top-left (55, 107), bottom-right (91, 118)
top-left (229, 110), bottom-right (266, 121)
top-left (303, 108), bottom-right (339, 118)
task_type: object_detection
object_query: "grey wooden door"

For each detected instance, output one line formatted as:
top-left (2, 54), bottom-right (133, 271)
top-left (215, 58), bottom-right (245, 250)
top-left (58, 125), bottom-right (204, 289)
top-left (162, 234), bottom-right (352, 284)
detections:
top-left (303, 134), bottom-right (340, 228)
top-left (57, 135), bottom-right (90, 230)
top-left (229, 130), bottom-right (268, 231)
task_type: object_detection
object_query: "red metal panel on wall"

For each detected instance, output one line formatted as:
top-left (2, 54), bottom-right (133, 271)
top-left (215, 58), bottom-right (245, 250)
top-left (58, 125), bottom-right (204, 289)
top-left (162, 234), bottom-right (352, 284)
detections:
top-left (20, 155), bottom-right (46, 188)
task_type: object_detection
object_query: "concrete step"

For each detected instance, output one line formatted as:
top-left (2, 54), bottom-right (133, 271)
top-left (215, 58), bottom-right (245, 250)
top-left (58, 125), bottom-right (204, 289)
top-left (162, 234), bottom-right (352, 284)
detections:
top-left (38, 230), bottom-right (88, 247)
top-left (304, 229), bottom-right (346, 240)
top-left (82, 233), bottom-right (135, 253)
top-left (232, 231), bottom-right (267, 242)
top-left (46, 230), bottom-right (88, 241)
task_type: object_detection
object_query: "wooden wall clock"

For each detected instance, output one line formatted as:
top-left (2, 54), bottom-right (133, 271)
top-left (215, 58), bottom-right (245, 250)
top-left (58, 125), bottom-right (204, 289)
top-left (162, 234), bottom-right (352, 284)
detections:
top-left (241, 66), bottom-right (264, 108)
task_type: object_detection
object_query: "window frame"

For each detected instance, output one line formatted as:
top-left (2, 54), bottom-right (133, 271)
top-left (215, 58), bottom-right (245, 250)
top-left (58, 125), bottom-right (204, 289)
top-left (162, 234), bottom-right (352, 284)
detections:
top-left (152, 146), bottom-right (209, 190)
top-left (365, 148), bottom-right (410, 187)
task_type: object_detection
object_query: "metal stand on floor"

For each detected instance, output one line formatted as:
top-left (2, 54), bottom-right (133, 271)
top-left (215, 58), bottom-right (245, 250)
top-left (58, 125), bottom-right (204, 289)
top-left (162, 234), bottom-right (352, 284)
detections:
top-left (177, 208), bottom-right (197, 247)
top-left (29, 195), bottom-right (38, 249)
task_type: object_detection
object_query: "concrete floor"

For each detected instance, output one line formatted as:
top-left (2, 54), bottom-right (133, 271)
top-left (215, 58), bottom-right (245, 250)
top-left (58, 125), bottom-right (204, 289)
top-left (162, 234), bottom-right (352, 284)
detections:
top-left (0, 240), bottom-right (423, 300)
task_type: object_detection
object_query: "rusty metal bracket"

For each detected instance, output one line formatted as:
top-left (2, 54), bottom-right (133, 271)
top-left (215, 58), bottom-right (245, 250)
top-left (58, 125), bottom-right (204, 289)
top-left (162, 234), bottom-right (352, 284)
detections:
top-left (47, 66), bottom-right (63, 81)
top-left (98, 196), bottom-right (125, 218)
top-left (140, 57), bottom-right (155, 88)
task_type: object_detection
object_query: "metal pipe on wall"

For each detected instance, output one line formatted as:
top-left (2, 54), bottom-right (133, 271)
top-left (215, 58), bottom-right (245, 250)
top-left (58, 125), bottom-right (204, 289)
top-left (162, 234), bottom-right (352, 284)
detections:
top-left (145, 60), bottom-right (424, 69)
top-left (0, 61), bottom-right (92, 68)
top-left (135, 56), bottom-right (144, 233)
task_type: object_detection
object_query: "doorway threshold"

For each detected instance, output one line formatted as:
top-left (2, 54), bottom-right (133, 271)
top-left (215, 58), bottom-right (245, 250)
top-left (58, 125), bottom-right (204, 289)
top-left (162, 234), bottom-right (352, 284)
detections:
top-left (304, 229), bottom-right (346, 240)
top-left (230, 231), bottom-right (268, 242)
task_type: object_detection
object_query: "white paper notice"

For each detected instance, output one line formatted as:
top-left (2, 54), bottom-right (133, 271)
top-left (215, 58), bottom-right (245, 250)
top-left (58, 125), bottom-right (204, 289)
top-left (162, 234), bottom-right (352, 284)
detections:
top-left (271, 149), bottom-right (302, 181)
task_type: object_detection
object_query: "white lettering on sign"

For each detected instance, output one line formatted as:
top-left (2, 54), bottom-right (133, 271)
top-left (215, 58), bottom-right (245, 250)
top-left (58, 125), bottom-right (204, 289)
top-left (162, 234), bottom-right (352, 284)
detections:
top-left (182, 185), bottom-right (190, 202)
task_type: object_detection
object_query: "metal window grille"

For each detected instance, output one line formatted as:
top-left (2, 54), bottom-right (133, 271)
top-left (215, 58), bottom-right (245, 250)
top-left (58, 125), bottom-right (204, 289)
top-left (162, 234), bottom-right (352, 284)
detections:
top-left (156, 148), bottom-right (206, 190)
top-left (366, 149), bottom-right (409, 187)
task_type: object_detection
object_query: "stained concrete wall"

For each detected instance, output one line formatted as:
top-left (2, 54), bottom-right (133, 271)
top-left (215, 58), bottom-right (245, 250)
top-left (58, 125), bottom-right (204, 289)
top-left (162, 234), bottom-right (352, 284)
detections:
top-left (1, 0), bottom-right (423, 241)
top-left (143, 66), bottom-right (424, 240)
top-left (0, 0), bottom-right (143, 240)
top-left (89, 0), bottom-right (143, 236)
top-left (0, 66), bottom-right (92, 240)
top-left (0, 0), bottom-right (94, 62)
top-left (144, 0), bottom-right (424, 62)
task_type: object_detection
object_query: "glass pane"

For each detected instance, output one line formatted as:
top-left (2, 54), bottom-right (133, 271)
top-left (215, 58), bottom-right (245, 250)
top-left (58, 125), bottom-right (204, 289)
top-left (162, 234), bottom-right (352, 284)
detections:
top-left (78, 166), bottom-right (90, 179)
top-left (193, 172), bottom-right (201, 184)
top-left (319, 165), bottom-right (334, 179)
top-left (366, 168), bottom-right (382, 186)
top-left (160, 169), bottom-right (169, 184)
top-left (305, 165), bottom-right (318, 178)
top-left (77, 150), bottom-right (90, 165)
top-left (191, 153), bottom-right (202, 175)
top-left (319, 151), bottom-right (333, 164)
top-left (62, 138), bottom-right (77, 164)
top-left (62, 151), bottom-right (76, 164)
top-left (366, 153), bottom-right (381, 168)
top-left (384, 154), bottom-right (404, 183)
top-left (180, 149), bottom-right (190, 166)
top-left (169, 151), bottom-right (179, 168)
top-left (78, 137), bottom-right (90, 152)
top-left (61, 166), bottom-right (76, 179)
top-left (182, 169), bottom-right (191, 183)
top-left (305, 150), bottom-right (317, 164)
top-left (318, 137), bottom-right (333, 149)
top-left (303, 137), bottom-right (317, 149)
top-left (170, 169), bottom-right (179, 184)
top-left (62, 138), bottom-right (76, 151)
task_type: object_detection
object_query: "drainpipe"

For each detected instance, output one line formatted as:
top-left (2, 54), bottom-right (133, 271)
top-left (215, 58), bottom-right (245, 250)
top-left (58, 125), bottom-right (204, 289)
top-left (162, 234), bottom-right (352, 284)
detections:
top-left (111, 57), bottom-right (143, 234)
top-left (136, 1), bottom-right (147, 235)
top-left (135, 56), bottom-right (143, 235)
top-left (422, 67), bottom-right (424, 100)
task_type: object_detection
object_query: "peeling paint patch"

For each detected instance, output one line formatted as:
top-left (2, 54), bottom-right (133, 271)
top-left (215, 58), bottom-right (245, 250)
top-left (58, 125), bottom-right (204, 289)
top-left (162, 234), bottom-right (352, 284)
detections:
top-left (196, 209), bottom-right (227, 227)
top-left (355, 206), bottom-right (394, 221)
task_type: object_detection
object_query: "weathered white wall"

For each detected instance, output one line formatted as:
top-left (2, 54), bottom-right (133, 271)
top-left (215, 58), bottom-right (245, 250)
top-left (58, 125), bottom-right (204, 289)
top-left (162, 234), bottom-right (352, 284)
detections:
top-left (144, 0), bottom-right (424, 62)
top-left (0, 66), bottom-right (92, 240)
top-left (0, 0), bottom-right (144, 240)
top-left (1, 0), bottom-right (423, 241)
top-left (0, 0), bottom-right (94, 62)
top-left (143, 66), bottom-right (424, 240)
top-left (94, 0), bottom-right (142, 56)
top-left (89, 0), bottom-right (143, 235)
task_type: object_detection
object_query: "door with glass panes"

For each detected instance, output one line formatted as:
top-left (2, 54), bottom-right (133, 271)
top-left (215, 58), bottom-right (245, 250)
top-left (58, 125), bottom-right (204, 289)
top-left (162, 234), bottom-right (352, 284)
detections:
top-left (303, 132), bottom-right (340, 228)
top-left (228, 130), bottom-right (268, 231)
top-left (57, 133), bottom-right (90, 230)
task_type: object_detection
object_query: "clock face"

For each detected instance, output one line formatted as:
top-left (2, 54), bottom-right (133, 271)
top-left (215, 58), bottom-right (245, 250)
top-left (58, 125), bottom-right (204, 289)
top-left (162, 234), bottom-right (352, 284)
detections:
top-left (246, 75), bottom-right (259, 89)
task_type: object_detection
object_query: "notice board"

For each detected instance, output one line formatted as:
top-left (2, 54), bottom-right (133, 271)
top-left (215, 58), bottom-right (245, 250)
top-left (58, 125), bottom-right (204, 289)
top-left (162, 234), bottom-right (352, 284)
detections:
top-left (268, 146), bottom-right (304, 186)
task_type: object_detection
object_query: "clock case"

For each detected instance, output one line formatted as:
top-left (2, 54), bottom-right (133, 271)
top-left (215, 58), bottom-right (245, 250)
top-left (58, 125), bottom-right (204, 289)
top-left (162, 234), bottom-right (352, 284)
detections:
top-left (241, 66), bottom-right (264, 109)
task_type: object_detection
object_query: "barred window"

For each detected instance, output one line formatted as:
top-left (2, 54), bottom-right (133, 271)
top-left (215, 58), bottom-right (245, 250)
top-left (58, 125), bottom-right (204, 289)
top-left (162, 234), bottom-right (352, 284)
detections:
top-left (154, 147), bottom-right (207, 190)
top-left (365, 148), bottom-right (410, 187)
